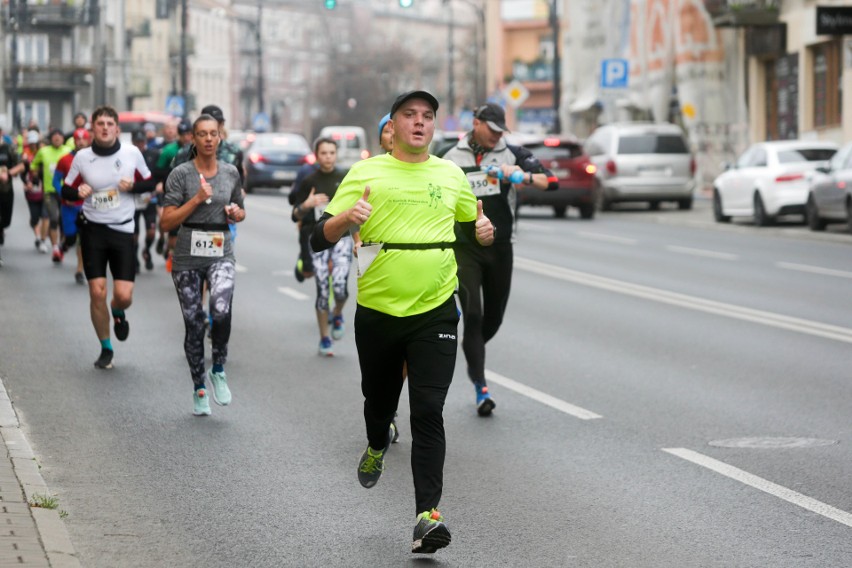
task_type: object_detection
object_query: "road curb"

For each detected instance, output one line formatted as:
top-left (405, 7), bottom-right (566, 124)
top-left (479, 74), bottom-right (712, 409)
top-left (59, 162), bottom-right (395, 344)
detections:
top-left (0, 379), bottom-right (82, 568)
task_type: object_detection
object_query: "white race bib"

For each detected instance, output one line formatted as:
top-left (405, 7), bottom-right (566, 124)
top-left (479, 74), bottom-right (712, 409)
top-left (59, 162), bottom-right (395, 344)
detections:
top-left (190, 230), bottom-right (225, 257)
top-left (314, 202), bottom-right (328, 221)
top-left (92, 187), bottom-right (120, 210)
top-left (466, 170), bottom-right (499, 197)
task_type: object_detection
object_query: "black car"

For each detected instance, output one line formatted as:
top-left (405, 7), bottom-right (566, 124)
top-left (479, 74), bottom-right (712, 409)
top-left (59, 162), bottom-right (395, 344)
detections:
top-left (244, 132), bottom-right (313, 193)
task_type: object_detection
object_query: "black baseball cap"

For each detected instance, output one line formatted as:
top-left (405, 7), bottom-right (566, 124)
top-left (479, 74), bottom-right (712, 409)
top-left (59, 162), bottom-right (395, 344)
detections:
top-left (131, 130), bottom-right (147, 143)
top-left (200, 104), bottom-right (225, 123)
top-left (474, 102), bottom-right (510, 133)
top-left (177, 119), bottom-right (192, 134)
top-left (390, 90), bottom-right (439, 117)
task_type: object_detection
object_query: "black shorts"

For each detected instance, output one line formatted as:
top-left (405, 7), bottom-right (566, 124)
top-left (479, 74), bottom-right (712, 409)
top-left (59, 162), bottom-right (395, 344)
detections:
top-left (78, 217), bottom-right (136, 281)
top-left (134, 204), bottom-right (157, 233)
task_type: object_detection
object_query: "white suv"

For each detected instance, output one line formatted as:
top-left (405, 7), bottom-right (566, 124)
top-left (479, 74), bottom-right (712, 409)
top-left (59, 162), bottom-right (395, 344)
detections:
top-left (318, 126), bottom-right (369, 170)
top-left (584, 122), bottom-right (696, 210)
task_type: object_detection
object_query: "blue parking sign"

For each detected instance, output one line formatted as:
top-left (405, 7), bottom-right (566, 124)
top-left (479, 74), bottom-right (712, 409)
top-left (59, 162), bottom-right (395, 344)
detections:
top-left (601, 59), bottom-right (629, 89)
top-left (165, 96), bottom-right (185, 116)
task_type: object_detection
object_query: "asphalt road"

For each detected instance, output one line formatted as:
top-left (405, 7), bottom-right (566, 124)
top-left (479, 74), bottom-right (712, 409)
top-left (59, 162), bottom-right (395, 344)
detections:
top-left (1, 190), bottom-right (851, 567)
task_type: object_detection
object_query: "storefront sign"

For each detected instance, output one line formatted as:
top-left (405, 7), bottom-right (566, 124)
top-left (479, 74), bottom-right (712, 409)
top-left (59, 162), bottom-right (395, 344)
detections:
top-left (816, 6), bottom-right (852, 35)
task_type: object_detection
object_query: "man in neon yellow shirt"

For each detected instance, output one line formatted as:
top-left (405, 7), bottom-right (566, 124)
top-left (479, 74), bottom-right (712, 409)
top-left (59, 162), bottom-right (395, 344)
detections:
top-left (30, 128), bottom-right (71, 262)
top-left (311, 91), bottom-right (494, 554)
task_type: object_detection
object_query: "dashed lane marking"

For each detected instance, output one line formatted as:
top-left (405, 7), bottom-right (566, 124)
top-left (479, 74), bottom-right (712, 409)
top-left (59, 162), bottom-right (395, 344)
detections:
top-left (776, 262), bottom-right (852, 280)
top-left (515, 256), bottom-right (852, 344)
top-left (576, 231), bottom-right (638, 245)
top-left (663, 448), bottom-right (852, 529)
top-left (484, 370), bottom-right (603, 420)
top-left (235, 264), bottom-right (248, 273)
top-left (277, 286), bottom-right (308, 301)
top-left (665, 245), bottom-right (738, 260)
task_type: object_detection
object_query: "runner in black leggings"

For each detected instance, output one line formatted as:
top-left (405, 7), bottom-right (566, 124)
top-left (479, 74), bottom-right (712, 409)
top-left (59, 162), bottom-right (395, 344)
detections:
top-left (160, 114), bottom-right (246, 416)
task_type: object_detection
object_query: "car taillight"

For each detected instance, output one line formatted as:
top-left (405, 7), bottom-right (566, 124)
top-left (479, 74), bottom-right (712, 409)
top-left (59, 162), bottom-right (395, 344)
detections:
top-left (690, 157), bottom-right (696, 176)
top-left (543, 138), bottom-right (560, 147)
top-left (249, 152), bottom-right (267, 164)
top-left (775, 173), bottom-right (804, 182)
top-left (302, 153), bottom-right (316, 165)
top-left (585, 164), bottom-right (597, 175)
top-left (605, 160), bottom-right (616, 174)
top-left (360, 149), bottom-right (370, 160)
top-left (838, 181), bottom-right (847, 190)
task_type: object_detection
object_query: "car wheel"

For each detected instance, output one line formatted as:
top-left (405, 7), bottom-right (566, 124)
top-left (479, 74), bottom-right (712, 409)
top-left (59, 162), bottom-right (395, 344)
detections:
top-left (649, 201), bottom-right (660, 211)
top-left (713, 189), bottom-right (731, 223)
top-left (846, 198), bottom-right (852, 235)
top-left (578, 203), bottom-right (595, 220)
top-left (753, 192), bottom-right (774, 226)
top-left (553, 205), bottom-right (567, 218)
top-left (678, 197), bottom-right (693, 210)
top-left (806, 194), bottom-right (826, 231)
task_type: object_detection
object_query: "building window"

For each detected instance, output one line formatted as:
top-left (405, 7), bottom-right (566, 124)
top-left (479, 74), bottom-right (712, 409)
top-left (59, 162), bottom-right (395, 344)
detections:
top-left (812, 39), bottom-right (842, 129)
top-left (765, 53), bottom-right (799, 141)
top-left (13, 34), bottom-right (49, 65)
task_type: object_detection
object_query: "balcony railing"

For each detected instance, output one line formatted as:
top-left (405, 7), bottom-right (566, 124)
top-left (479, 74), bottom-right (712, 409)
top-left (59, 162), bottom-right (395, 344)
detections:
top-left (704, 0), bottom-right (780, 27)
top-left (3, 2), bottom-right (99, 29)
top-left (4, 64), bottom-right (94, 92)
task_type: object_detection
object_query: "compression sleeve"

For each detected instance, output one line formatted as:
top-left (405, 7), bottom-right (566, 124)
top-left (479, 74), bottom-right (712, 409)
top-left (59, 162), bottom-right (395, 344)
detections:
top-left (310, 212), bottom-right (336, 252)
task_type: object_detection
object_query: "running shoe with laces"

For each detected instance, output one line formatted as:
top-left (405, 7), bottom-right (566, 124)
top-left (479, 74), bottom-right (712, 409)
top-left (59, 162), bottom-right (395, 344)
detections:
top-left (94, 348), bottom-right (114, 369)
top-left (331, 314), bottom-right (345, 340)
top-left (142, 250), bottom-right (153, 271)
top-left (208, 369), bottom-right (232, 406)
top-left (193, 388), bottom-right (212, 416)
top-left (51, 246), bottom-right (63, 263)
top-left (37, 240), bottom-right (48, 254)
top-left (357, 424), bottom-right (396, 488)
top-left (411, 509), bottom-right (451, 554)
top-left (113, 313), bottom-right (129, 341)
top-left (318, 336), bottom-right (333, 357)
top-left (75, 271), bottom-right (85, 285)
top-left (474, 381), bottom-right (496, 416)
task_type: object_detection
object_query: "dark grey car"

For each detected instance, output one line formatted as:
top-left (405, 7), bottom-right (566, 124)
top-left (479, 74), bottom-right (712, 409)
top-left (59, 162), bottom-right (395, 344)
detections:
top-left (805, 141), bottom-right (852, 233)
top-left (244, 132), bottom-right (313, 193)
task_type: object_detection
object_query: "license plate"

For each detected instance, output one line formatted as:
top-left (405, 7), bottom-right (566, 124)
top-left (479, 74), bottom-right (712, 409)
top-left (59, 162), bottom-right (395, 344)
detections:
top-left (552, 169), bottom-right (569, 178)
top-left (273, 170), bottom-right (295, 181)
top-left (638, 167), bottom-right (671, 177)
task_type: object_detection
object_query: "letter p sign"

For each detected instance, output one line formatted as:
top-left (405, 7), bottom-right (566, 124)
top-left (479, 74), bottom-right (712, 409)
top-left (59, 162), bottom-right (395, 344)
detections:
top-left (601, 59), bottom-right (629, 89)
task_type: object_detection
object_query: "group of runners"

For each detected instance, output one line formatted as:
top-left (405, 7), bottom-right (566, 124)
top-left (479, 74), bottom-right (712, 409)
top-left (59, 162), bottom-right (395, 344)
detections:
top-left (1, 92), bottom-right (556, 555)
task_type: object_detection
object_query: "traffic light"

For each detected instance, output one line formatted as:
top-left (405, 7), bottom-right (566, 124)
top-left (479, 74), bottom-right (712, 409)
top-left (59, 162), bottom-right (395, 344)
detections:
top-left (399, 0), bottom-right (414, 7)
top-left (325, 0), bottom-right (336, 9)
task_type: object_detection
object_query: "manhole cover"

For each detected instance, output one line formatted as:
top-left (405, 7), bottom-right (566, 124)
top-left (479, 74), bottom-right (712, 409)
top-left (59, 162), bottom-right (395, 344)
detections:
top-left (709, 437), bottom-right (838, 449)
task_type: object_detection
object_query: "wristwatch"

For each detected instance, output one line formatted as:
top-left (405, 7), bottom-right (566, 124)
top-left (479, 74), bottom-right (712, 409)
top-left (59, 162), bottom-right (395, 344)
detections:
top-left (527, 172), bottom-right (533, 185)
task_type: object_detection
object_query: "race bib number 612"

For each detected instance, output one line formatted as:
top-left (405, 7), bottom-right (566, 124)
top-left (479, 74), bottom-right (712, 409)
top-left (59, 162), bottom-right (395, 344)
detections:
top-left (190, 230), bottom-right (225, 257)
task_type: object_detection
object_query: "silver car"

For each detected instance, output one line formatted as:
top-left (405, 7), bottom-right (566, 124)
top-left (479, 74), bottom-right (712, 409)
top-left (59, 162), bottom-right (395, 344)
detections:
top-left (584, 122), bottom-right (696, 210)
top-left (805, 141), bottom-right (852, 233)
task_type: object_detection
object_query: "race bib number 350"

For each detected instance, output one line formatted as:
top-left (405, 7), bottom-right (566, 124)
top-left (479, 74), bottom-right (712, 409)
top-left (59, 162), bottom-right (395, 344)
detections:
top-left (92, 188), bottom-right (120, 210)
top-left (466, 171), bottom-right (499, 197)
top-left (190, 230), bottom-right (225, 257)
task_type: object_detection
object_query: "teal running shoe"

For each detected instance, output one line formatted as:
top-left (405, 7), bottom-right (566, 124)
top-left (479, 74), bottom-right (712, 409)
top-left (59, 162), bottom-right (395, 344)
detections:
top-left (474, 381), bottom-right (495, 417)
top-left (331, 315), bottom-right (345, 340)
top-left (318, 336), bottom-right (333, 357)
top-left (208, 369), bottom-right (231, 406)
top-left (412, 509), bottom-right (451, 553)
top-left (193, 388), bottom-right (212, 416)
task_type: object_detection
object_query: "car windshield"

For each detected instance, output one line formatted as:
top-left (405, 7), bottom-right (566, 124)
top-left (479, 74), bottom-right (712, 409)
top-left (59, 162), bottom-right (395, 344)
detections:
top-left (617, 134), bottom-right (689, 154)
top-left (528, 144), bottom-right (583, 160)
top-left (776, 148), bottom-right (836, 164)
top-left (253, 134), bottom-right (308, 152)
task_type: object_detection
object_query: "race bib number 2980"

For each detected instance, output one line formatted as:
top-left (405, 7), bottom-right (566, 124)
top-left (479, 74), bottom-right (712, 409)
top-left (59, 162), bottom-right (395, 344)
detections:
top-left (91, 188), bottom-right (120, 210)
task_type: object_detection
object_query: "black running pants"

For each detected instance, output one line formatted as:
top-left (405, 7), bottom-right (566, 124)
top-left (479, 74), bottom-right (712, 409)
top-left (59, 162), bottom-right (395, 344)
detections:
top-left (355, 296), bottom-right (459, 514)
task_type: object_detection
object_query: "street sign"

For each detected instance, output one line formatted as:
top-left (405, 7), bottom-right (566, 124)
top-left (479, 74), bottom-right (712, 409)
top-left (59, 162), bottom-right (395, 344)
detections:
top-left (165, 95), bottom-right (185, 117)
top-left (503, 80), bottom-right (529, 108)
top-left (601, 59), bottom-right (629, 89)
top-left (252, 112), bottom-right (271, 132)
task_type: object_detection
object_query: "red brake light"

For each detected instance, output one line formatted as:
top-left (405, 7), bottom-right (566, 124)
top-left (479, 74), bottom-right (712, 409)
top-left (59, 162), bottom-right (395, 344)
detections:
top-left (690, 157), bottom-right (696, 176)
top-left (543, 138), bottom-right (560, 147)
top-left (775, 173), bottom-right (804, 182)
top-left (331, 133), bottom-right (342, 140)
top-left (605, 160), bottom-right (617, 175)
top-left (303, 153), bottom-right (316, 165)
top-left (585, 164), bottom-right (597, 175)
top-left (360, 149), bottom-right (370, 160)
top-left (345, 133), bottom-right (355, 140)
top-left (249, 152), bottom-right (266, 164)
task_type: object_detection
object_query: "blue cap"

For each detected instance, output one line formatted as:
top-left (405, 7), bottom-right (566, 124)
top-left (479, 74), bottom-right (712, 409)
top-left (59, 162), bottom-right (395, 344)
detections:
top-left (378, 113), bottom-right (391, 141)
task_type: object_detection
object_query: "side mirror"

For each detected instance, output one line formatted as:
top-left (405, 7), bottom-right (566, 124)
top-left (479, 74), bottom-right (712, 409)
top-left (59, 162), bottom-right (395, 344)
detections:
top-left (722, 162), bottom-right (734, 171)
top-left (815, 165), bottom-right (831, 174)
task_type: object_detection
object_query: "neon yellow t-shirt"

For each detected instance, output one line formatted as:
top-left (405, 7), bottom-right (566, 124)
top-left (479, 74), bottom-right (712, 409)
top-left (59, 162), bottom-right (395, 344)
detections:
top-left (31, 145), bottom-right (71, 194)
top-left (325, 153), bottom-right (477, 317)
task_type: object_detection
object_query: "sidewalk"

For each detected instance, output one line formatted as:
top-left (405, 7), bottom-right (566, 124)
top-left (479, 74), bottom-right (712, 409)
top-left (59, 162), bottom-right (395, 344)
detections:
top-left (0, 379), bottom-right (81, 567)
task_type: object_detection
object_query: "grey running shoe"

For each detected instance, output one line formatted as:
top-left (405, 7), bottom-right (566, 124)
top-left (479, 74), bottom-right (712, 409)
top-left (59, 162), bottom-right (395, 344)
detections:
top-left (357, 446), bottom-right (385, 488)
top-left (94, 348), bottom-right (114, 369)
top-left (411, 509), bottom-right (451, 554)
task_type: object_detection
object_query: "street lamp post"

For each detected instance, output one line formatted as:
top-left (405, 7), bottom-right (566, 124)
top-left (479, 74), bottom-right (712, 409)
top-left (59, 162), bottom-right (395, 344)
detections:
top-left (180, 0), bottom-right (188, 116)
top-left (256, 2), bottom-right (264, 115)
top-left (7, 0), bottom-right (21, 132)
top-left (550, 0), bottom-right (561, 134)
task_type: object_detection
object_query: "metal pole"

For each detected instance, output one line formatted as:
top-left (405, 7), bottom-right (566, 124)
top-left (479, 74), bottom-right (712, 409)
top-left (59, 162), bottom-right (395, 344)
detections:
top-left (550, 0), bottom-right (561, 133)
top-left (256, 2), bottom-right (264, 114)
top-left (448, 1), bottom-right (455, 116)
top-left (8, 0), bottom-right (20, 132)
top-left (180, 0), bottom-right (188, 116)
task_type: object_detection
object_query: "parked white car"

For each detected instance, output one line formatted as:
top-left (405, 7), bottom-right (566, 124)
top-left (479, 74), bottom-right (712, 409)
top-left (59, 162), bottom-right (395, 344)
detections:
top-left (712, 140), bottom-right (837, 226)
top-left (805, 141), bottom-right (852, 233)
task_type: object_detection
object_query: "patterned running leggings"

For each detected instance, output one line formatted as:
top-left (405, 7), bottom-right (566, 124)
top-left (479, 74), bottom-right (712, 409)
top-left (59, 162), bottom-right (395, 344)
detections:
top-left (172, 259), bottom-right (235, 388)
top-left (311, 236), bottom-right (353, 312)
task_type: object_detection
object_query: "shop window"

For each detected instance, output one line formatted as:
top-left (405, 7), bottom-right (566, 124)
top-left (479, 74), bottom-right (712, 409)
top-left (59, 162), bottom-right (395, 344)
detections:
top-left (812, 40), bottom-right (842, 129)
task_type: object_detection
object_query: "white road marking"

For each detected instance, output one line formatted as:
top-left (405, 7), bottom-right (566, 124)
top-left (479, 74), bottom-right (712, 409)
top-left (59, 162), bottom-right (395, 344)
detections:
top-left (665, 245), bottom-right (738, 261)
top-left (484, 370), bottom-right (603, 420)
top-left (515, 256), bottom-right (852, 344)
top-left (277, 287), bottom-right (308, 301)
top-left (576, 231), bottom-right (637, 245)
top-left (234, 263), bottom-right (248, 273)
top-left (776, 262), bottom-right (852, 280)
top-left (663, 448), bottom-right (852, 529)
